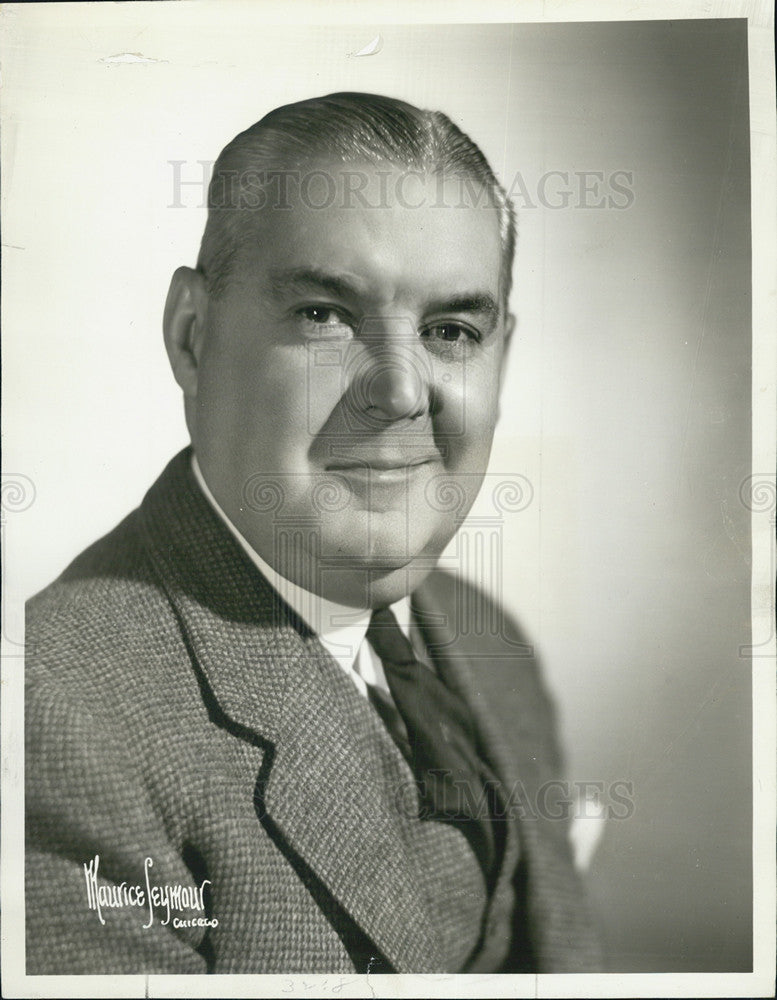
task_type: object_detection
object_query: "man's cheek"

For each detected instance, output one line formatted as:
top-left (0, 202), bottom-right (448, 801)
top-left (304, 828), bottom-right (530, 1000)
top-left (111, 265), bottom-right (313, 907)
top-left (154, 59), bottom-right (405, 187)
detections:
top-left (298, 345), bottom-right (353, 440)
top-left (432, 366), bottom-right (496, 460)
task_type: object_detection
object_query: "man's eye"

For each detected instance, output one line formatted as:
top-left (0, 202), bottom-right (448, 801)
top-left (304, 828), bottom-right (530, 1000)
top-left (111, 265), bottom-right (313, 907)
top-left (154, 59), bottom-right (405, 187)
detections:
top-left (296, 305), bottom-right (354, 338)
top-left (299, 306), bottom-right (345, 325)
top-left (420, 322), bottom-right (479, 344)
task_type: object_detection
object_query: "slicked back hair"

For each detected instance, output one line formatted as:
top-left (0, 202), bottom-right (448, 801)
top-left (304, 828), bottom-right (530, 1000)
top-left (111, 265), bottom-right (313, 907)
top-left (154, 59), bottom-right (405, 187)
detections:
top-left (196, 91), bottom-right (516, 308)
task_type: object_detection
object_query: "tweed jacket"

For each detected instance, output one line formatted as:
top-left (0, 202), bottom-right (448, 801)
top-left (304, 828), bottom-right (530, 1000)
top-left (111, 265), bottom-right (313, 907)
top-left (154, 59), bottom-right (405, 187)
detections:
top-left (25, 449), bottom-right (602, 975)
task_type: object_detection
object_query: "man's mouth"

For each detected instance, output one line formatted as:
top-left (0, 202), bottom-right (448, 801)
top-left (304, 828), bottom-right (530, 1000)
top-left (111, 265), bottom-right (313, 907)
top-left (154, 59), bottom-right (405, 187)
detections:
top-left (325, 454), bottom-right (440, 486)
top-left (326, 455), bottom-right (437, 472)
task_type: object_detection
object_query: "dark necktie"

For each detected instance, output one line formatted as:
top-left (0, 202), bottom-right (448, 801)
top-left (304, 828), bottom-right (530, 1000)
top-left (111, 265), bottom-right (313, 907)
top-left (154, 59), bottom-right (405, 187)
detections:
top-left (365, 607), bottom-right (502, 883)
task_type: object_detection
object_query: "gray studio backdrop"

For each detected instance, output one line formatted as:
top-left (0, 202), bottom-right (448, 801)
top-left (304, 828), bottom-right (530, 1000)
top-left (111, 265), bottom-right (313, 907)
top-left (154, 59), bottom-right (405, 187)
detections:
top-left (4, 14), bottom-right (751, 972)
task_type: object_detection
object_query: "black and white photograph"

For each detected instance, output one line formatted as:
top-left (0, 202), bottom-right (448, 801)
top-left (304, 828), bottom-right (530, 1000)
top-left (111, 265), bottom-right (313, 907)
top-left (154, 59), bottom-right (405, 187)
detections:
top-left (1, 1), bottom-right (775, 996)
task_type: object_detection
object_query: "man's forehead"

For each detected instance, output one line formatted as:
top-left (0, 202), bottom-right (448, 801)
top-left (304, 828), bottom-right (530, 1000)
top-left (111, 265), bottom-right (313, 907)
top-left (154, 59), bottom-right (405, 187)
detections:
top-left (234, 163), bottom-right (503, 295)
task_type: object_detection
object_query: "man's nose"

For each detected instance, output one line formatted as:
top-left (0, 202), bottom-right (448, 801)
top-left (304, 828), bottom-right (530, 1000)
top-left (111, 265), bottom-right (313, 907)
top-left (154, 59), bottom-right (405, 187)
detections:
top-left (352, 321), bottom-right (431, 422)
top-left (364, 356), bottom-right (428, 420)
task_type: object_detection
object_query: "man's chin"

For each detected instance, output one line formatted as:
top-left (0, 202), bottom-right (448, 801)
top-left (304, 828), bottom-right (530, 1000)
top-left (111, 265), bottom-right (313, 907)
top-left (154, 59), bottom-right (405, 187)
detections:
top-left (363, 565), bottom-right (439, 610)
top-left (316, 559), bottom-right (438, 609)
top-left (318, 515), bottom-right (436, 565)
top-left (315, 527), bottom-right (448, 606)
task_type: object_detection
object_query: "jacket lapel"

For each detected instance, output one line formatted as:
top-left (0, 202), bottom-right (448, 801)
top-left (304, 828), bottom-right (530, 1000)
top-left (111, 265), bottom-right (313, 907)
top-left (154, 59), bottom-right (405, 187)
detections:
top-left (261, 637), bottom-right (443, 972)
top-left (411, 582), bottom-right (524, 966)
top-left (137, 450), bottom-right (441, 973)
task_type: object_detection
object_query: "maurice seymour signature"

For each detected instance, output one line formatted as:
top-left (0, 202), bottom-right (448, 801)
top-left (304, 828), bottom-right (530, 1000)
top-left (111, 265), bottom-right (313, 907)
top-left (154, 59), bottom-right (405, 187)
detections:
top-left (83, 854), bottom-right (216, 929)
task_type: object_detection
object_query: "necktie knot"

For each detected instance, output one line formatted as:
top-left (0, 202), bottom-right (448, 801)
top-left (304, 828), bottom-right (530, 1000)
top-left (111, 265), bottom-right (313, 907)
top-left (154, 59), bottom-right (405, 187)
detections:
top-left (365, 607), bottom-right (417, 666)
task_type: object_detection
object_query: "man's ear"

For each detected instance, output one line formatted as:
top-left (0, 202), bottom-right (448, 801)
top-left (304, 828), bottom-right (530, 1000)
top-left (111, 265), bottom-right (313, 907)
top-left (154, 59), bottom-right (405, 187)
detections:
top-left (497, 312), bottom-right (516, 403)
top-left (163, 266), bottom-right (209, 399)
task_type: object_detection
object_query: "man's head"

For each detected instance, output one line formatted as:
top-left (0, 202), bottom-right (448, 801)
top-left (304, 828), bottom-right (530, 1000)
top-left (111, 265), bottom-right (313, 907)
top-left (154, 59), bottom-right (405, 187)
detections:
top-left (164, 92), bottom-right (516, 608)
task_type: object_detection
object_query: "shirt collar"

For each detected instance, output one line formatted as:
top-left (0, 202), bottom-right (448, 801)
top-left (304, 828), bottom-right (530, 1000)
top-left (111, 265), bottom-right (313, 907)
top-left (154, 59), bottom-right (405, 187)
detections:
top-left (191, 454), bottom-right (411, 672)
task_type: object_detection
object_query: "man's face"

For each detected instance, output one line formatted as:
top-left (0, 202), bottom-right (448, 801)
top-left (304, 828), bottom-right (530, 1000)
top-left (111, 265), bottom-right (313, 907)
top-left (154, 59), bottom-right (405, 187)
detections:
top-left (189, 163), bottom-right (510, 607)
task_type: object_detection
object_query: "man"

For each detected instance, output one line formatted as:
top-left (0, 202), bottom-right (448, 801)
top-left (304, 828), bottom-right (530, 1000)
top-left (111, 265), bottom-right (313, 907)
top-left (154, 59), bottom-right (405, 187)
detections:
top-left (26, 92), bottom-right (601, 974)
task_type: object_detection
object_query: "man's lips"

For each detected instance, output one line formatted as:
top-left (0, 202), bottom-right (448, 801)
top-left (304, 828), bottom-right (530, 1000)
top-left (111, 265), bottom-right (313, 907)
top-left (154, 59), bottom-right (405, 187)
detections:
top-left (326, 455), bottom-right (439, 472)
top-left (324, 455), bottom-right (441, 489)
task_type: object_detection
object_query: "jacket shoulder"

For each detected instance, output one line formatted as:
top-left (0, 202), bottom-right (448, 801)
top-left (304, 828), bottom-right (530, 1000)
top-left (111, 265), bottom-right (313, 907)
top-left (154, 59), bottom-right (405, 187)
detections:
top-left (25, 503), bottom-right (187, 702)
top-left (28, 506), bottom-right (159, 633)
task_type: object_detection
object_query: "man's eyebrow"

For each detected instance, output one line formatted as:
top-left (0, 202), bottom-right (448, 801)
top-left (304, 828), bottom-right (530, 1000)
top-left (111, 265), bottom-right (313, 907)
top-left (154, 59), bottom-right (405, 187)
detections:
top-left (267, 267), bottom-right (364, 301)
top-left (423, 293), bottom-right (501, 333)
top-left (424, 293), bottom-right (499, 318)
